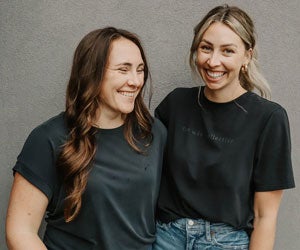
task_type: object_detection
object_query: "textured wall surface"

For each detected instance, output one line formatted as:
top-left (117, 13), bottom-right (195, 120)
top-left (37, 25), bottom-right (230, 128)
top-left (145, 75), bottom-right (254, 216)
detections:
top-left (1, 0), bottom-right (299, 249)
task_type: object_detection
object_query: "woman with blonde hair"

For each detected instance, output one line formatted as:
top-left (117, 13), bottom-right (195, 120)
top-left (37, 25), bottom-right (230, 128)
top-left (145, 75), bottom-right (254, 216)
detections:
top-left (153, 5), bottom-right (294, 250)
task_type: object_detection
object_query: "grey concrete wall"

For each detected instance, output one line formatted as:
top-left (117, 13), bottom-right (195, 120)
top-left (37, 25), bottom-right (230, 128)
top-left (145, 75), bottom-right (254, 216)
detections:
top-left (1, 1), bottom-right (299, 249)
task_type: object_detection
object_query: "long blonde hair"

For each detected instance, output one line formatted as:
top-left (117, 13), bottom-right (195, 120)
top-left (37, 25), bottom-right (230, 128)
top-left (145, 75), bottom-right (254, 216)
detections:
top-left (190, 4), bottom-right (271, 99)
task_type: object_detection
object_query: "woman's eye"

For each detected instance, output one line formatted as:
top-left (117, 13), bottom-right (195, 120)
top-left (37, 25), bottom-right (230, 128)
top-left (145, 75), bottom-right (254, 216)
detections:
top-left (199, 45), bottom-right (212, 53)
top-left (137, 68), bottom-right (144, 73)
top-left (224, 49), bottom-right (234, 55)
top-left (118, 68), bottom-right (128, 72)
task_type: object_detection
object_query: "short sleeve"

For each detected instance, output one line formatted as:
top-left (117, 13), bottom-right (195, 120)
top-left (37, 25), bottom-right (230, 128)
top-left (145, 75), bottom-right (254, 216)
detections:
top-left (13, 125), bottom-right (57, 200)
top-left (254, 107), bottom-right (295, 191)
top-left (153, 118), bottom-right (167, 147)
top-left (155, 90), bottom-right (174, 127)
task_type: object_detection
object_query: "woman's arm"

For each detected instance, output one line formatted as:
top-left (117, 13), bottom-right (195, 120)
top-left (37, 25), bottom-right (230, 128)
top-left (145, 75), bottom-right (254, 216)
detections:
top-left (249, 190), bottom-right (283, 250)
top-left (6, 172), bottom-right (48, 250)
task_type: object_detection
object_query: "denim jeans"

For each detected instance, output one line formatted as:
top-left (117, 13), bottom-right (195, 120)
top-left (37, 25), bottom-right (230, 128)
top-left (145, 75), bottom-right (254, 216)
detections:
top-left (152, 218), bottom-right (249, 250)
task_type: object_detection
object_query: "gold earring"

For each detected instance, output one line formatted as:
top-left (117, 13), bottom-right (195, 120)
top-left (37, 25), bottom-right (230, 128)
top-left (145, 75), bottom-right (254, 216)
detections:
top-left (242, 64), bottom-right (248, 73)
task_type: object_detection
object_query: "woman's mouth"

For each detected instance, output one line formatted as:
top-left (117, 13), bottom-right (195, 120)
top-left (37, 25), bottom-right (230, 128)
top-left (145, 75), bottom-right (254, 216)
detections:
top-left (206, 70), bottom-right (226, 80)
top-left (118, 91), bottom-right (135, 97)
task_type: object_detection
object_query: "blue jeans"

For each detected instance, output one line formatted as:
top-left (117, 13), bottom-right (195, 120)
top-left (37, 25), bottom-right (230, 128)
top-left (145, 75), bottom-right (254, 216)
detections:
top-left (152, 218), bottom-right (249, 250)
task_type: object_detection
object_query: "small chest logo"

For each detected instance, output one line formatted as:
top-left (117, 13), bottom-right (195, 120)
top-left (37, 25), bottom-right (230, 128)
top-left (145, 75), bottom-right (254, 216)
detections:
top-left (182, 126), bottom-right (234, 144)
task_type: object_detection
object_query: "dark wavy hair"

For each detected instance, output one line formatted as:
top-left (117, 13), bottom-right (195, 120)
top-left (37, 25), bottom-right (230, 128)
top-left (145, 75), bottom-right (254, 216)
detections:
top-left (57, 27), bottom-right (153, 222)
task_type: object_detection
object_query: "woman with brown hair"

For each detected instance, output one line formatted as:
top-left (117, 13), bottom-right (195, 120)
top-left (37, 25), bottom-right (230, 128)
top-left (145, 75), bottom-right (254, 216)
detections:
top-left (6, 27), bottom-right (166, 250)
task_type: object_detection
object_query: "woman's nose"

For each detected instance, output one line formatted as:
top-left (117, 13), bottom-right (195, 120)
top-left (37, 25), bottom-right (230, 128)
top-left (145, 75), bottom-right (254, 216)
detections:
top-left (127, 72), bottom-right (142, 87)
top-left (207, 52), bottom-right (221, 67)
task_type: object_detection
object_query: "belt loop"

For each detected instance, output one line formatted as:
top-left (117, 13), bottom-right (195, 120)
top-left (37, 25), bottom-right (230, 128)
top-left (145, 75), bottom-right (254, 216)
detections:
top-left (205, 221), bottom-right (211, 241)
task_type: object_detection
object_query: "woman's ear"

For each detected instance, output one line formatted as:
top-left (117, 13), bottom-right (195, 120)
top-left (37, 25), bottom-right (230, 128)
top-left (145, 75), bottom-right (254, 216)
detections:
top-left (245, 48), bottom-right (253, 64)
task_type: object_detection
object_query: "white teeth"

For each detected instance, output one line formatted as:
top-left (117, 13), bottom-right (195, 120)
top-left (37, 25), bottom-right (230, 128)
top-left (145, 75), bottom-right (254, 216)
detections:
top-left (207, 70), bottom-right (225, 79)
top-left (119, 91), bottom-right (134, 97)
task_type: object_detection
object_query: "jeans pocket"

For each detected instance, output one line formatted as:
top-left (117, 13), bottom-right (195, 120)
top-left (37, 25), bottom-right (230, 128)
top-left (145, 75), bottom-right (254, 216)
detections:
top-left (213, 227), bottom-right (249, 250)
top-left (154, 220), bottom-right (186, 249)
top-left (156, 220), bottom-right (171, 231)
top-left (155, 221), bottom-right (177, 245)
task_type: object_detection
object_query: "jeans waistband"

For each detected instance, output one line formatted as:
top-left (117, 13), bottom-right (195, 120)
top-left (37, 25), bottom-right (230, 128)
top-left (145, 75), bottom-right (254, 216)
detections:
top-left (155, 218), bottom-right (249, 248)
top-left (168, 218), bottom-right (240, 233)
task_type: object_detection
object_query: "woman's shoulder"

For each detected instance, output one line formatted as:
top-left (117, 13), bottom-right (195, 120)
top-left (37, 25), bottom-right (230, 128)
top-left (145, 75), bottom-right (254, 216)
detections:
top-left (29, 112), bottom-right (68, 143)
top-left (244, 92), bottom-right (290, 125)
top-left (158, 86), bottom-right (198, 110)
top-left (152, 117), bottom-right (167, 137)
top-left (247, 92), bottom-right (287, 114)
top-left (167, 86), bottom-right (198, 99)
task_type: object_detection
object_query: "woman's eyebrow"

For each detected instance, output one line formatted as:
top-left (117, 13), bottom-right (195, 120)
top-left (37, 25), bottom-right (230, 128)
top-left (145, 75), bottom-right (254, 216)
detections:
top-left (200, 39), bottom-right (237, 48)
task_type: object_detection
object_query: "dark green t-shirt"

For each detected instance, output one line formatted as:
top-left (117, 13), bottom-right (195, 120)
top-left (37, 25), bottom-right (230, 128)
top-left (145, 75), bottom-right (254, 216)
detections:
top-left (155, 86), bottom-right (295, 234)
top-left (13, 112), bottom-right (167, 250)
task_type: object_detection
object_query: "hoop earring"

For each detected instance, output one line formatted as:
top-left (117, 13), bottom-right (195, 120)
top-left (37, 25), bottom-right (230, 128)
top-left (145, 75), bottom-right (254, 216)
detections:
top-left (241, 64), bottom-right (248, 73)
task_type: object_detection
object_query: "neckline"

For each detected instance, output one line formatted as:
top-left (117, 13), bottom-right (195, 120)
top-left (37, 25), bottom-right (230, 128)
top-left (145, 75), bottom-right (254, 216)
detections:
top-left (94, 124), bottom-right (124, 134)
top-left (200, 86), bottom-right (251, 106)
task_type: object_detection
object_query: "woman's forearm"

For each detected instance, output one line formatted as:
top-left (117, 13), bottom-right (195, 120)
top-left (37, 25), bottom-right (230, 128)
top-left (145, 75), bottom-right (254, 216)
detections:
top-left (6, 232), bottom-right (47, 250)
top-left (6, 173), bottom-right (49, 250)
top-left (249, 215), bottom-right (277, 250)
top-left (250, 190), bottom-right (283, 250)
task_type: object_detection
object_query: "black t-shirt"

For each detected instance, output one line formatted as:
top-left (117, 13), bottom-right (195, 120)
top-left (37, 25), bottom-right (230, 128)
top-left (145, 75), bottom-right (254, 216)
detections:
top-left (13, 112), bottom-right (167, 250)
top-left (155, 86), bottom-right (295, 233)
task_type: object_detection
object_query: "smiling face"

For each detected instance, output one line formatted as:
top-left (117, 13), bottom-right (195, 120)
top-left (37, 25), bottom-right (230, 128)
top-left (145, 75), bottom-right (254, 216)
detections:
top-left (196, 22), bottom-right (251, 100)
top-left (98, 37), bottom-right (144, 126)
